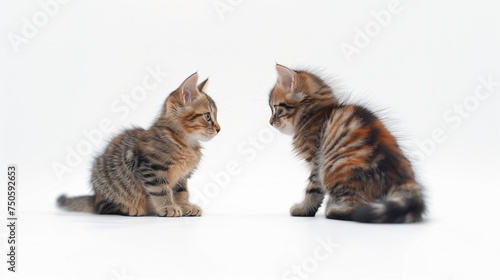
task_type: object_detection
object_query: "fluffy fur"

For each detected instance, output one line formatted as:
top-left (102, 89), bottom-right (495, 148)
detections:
top-left (58, 73), bottom-right (220, 216)
top-left (269, 65), bottom-right (425, 223)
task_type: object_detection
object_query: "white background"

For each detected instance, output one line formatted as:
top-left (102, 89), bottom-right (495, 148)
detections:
top-left (1, 0), bottom-right (500, 279)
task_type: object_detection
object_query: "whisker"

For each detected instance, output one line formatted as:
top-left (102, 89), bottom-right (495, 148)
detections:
top-left (174, 122), bottom-right (190, 135)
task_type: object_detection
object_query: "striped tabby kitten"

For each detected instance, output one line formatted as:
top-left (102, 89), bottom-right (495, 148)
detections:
top-left (269, 65), bottom-right (425, 223)
top-left (58, 73), bottom-right (220, 217)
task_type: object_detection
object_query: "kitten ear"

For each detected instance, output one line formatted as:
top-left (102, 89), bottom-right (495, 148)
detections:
top-left (180, 73), bottom-right (200, 104)
top-left (197, 78), bottom-right (209, 92)
top-left (276, 64), bottom-right (297, 91)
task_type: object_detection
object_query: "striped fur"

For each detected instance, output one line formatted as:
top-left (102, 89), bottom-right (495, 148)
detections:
top-left (58, 73), bottom-right (220, 217)
top-left (269, 65), bottom-right (425, 223)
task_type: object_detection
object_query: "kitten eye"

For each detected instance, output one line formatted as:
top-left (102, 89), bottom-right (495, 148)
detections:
top-left (278, 103), bottom-right (294, 109)
top-left (203, 112), bottom-right (211, 122)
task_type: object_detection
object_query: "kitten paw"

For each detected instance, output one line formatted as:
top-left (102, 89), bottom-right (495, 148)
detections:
top-left (158, 205), bottom-right (183, 217)
top-left (181, 204), bottom-right (202, 217)
top-left (290, 203), bottom-right (316, 217)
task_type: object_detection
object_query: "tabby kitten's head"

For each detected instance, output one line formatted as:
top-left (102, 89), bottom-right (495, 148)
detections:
top-left (164, 73), bottom-right (220, 143)
top-left (269, 64), bottom-right (337, 135)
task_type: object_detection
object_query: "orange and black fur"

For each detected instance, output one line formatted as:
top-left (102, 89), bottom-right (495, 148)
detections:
top-left (58, 73), bottom-right (221, 216)
top-left (269, 65), bottom-right (425, 223)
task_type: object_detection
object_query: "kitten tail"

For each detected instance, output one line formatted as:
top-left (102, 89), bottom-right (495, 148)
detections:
top-left (57, 195), bottom-right (95, 213)
top-left (348, 187), bottom-right (426, 223)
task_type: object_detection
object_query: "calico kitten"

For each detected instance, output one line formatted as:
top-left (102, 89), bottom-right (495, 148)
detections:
top-left (58, 73), bottom-right (220, 217)
top-left (269, 64), bottom-right (425, 223)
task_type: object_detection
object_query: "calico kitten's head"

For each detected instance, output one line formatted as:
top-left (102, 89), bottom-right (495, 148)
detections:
top-left (165, 73), bottom-right (220, 143)
top-left (269, 64), bottom-right (337, 135)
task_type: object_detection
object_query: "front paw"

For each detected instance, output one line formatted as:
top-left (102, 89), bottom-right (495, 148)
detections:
top-left (290, 203), bottom-right (316, 217)
top-left (181, 204), bottom-right (202, 217)
top-left (158, 205), bottom-right (183, 217)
